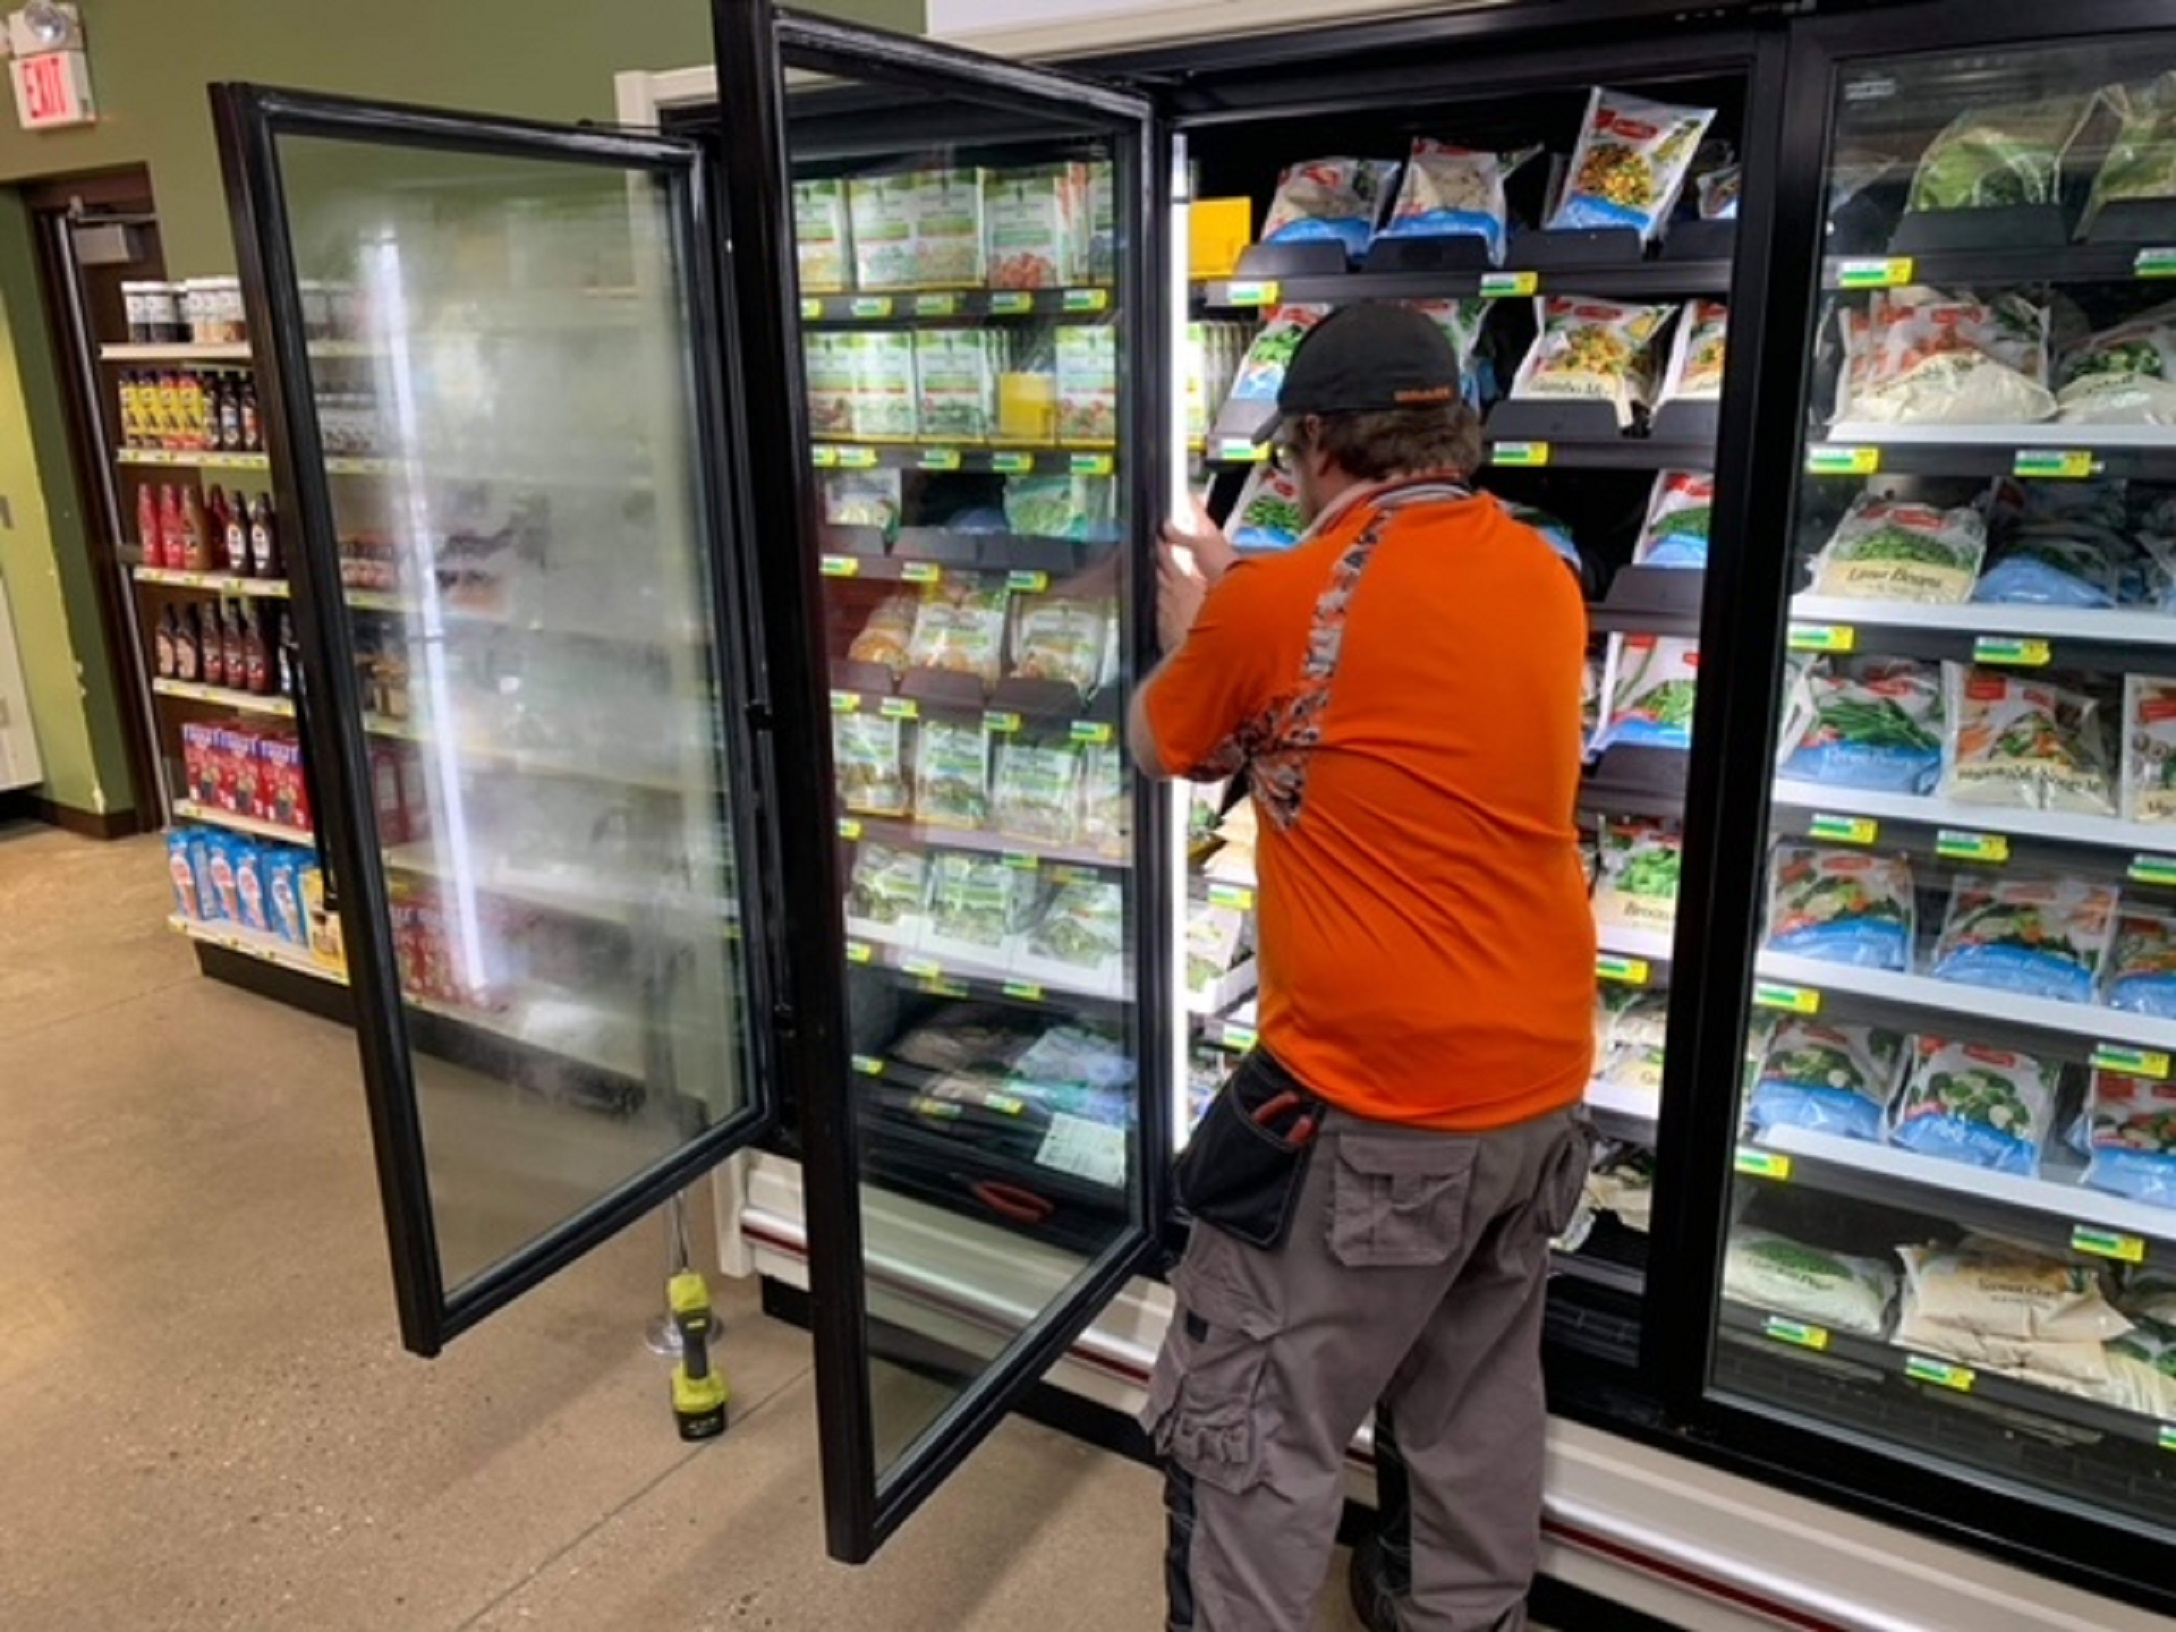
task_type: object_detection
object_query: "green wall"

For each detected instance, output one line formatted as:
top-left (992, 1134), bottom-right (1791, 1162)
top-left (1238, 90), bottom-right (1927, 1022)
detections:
top-left (0, 0), bottom-right (920, 822)
top-left (0, 193), bottom-right (132, 816)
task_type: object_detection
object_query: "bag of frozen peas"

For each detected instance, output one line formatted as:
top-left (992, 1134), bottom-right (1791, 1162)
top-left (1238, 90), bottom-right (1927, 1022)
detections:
top-left (1931, 872), bottom-right (2117, 1004)
top-left (1750, 1019), bottom-right (1909, 1143)
top-left (1763, 844), bottom-right (1915, 971)
top-left (1549, 87), bottom-right (1717, 241)
top-left (1892, 1038), bottom-right (2062, 1175)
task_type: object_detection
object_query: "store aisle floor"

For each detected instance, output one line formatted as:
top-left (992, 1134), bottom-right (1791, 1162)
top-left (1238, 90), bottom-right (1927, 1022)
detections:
top-left (0, 825), bottom-right (1373, 1632)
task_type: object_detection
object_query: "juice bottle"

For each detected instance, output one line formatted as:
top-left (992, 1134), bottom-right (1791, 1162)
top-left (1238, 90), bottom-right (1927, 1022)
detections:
top-left (153, 607), bottom-right (177, 679)
top-left (181, 484), bottom-right (213, 572)
top-left (248, 493), bottom-right (280, 579)
top-left (221, 601), bottom-right (246, 693)
top-left (137, 484), bottom-right (164, 568)
top-left (159, 485), bottom-right (187, 571)
top-left (201, 603), bottom-right (227, 689)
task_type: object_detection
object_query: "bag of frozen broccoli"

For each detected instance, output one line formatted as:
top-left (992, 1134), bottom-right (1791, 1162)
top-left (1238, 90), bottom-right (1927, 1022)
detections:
top-left (1633, 470), bottom-right (1714, 569)
top-left (991, 737), bottom-right (1082, 845)
top-left (1511, 297), bottom-right (1674, 427)
top-left (1931, 872), bottom-right (2117, 1004)
top-left (2056, 300), bottom-right (2176, 426)
top-left (845, 843), bottom-right (929, 940)
top-left (1892, 1038), bottom-right (2062, 1175)
top-left (1750, 1019), bottom-right (1908, 1144)
top-left (1724, 1227), bottom-right (1897, 1336)
top-left (1549, 87), bottom-right (1717, 242)
top-left (925, 850), bottom-right (1032, 959)
top-left (1261, 158), bottom-right (1401, 258)
top-left (1228, 463), bottom-right (1309, 553)
top-left (1763, 844), bottom-right (1915, 971)
top-left (914, 719), bottom-right (992, 831)
top-left (1595, 634), bottom-right (1699, 751)
top-left (1907, 94), bottom-right (2099, 213)
top-left (1658, 301), bottom-right (1728, 404)
top-left (1941, 666), bottom-right (2116, 815)
top-left (1809, 490), bottom-right (1988, 604)
top-left (2106, 908), bottom-right (2176, 1017)
top-left (833, 711), bottom-right (910, 817)
top-left (1591, 819), bottom-right (1682, 934)
top-left (1377, 140), bottom-right (1538, 265)
top-left (1777, 655), bottom-right (1944, 795)
top-left (2081, 1070), bottom-right (2176, 1209)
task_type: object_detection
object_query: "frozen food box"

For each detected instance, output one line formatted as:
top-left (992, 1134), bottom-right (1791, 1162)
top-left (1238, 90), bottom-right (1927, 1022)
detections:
top-left (914, 168), bottom-right (988, 289)
top-left (914, 330), bottom-right (998, 443)
top-left (234, 840), bottom-right (272, 936)
top-left (803, 333), bottom-right (856, 439)
top-left (1086, 161), bottom-right (1117, 286)
top-left (848, 172), bottom-right (919, 290)
top-left (1056, 324), bottom-right (1119, 447)
top-left (985, 165), bottom-right (1078, 290)
top-left (256, 734), bottom-right (311, 833)
top-left (845, 330), bottom-right (919, 442)
top-left (793, 178), bottom-right (853, 294)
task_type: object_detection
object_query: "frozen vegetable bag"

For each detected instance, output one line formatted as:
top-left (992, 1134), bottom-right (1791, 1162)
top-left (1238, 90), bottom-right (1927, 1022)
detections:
top-left (1807, 490), bottom-right (1987, 604)
top-left (1260, 157), bottom-right (1402, 258)
top-left (1763, 844), bottom-right (1915, 971)
top-left (1510, 297), bottom-right (1674, 428)
top-left (2082, 1069), bottom-right (2176, 1208)
top-left (1892, 1038), bottom-right (2062, 1176)
top-left (1376, 140), bottom-right (1537, 265)
top-left (1930, 872), bottom-right (2117, 1004)
top-left (1632, 470), bottom-right (1714, 569)
top-left (1750, 1019), bottom-right (1908, 1143)
top-left (1775, 656), bottom-right (1943, 795)
top-left (1549, 88), bottom-right (1717, 241)
top-left (1594, 634), bottom-right (1699, 751)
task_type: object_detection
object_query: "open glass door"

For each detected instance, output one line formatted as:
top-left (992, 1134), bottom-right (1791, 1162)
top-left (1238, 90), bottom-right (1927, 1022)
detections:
top-left (709, 2), bottom-right (1174, 1561)
top-left (210, 85), bottom-right (781, 1356)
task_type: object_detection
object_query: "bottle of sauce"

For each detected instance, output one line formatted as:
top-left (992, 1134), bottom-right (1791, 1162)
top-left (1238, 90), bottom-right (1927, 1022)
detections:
top-left (213, 489), bottom-right (244, 575)
top-left (242, 606), bottom-right (270, 696)
top-left (117, 372), bottom-right (140, 449)
top-left (137, 484), bottom-right (164, 570)
top-left (217, 376), bottom-right (243, 453)
top-left (178, 370), bottom-right (205, 452)
top-left (156, 371), bottom-right (183, 450)
top-left (173, 603), bottom-right (200, 683)
top-left (158, 485), bottom-right (187, 572)
top-left (272, 609), bottom-right (296, 698)
top-left (201, 603), bottom-right (227, 689)
top-left (153, 607), bottom-right (177, 679)
top-left (181, 484), bottom-right (213, 572)
top-left (248, 493), bottom-right (281, 580)
top-left (221, 601), bottom-right (246, 693)
top-left (239, 378), bottom-right (261, 452)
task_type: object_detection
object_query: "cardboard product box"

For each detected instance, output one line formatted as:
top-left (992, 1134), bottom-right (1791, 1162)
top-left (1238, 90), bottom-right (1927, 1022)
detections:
top-left (803, 332), bottom-right (856, 439)
top-left (256, 734), bottom-right (311, 834)
top-left (848, 173), bottom-right (919, 291)
top-left (913, 167), bottom-right (988, 289)
top-left (303, 864), bottom-right (345, 972)
top-left (1189, 198), bottom-right (1254, 280)
top-left (180, 721), bottom-right (218, 807)
top-left (914, 330), bottom-right (997, 444)
top-left (793, 177), bottom-right (853, 294)
top-left (217, 725), bottom-right (262, 817)
top-left (985, 166), bottom-right (1078, 290)
top-left (1085, 161), bottom-right (1117, 287)
top-left (1056, 324), bottom-right (1119, 447)
top-left (846, 330), bottom-right (919, 442)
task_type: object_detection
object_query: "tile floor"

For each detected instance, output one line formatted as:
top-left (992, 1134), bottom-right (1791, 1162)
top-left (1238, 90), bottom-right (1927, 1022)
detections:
top-left (0, 824), bottom-right (1380, 1632)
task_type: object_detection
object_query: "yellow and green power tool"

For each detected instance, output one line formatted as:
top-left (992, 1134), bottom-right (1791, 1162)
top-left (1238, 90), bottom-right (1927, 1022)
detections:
top-left (668, 1268), bottom-right (729, 1441)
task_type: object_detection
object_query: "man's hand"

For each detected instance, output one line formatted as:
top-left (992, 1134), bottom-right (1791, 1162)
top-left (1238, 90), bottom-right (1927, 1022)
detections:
top-left (1156, 497), bottom-right (1235, 653)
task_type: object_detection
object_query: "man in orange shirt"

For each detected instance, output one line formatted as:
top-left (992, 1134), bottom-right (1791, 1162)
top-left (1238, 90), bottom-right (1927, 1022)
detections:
top-left (1132, 303), bottom-right (1595, 1632)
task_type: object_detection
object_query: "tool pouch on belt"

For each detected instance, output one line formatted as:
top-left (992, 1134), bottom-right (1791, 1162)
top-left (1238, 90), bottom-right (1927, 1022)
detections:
top-left (1174, 1047), bottom-right (1326, 1252)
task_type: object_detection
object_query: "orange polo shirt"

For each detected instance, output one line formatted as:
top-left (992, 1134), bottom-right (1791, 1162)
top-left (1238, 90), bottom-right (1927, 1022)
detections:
top-left (1145, 479), bottom-right (1594, 1131)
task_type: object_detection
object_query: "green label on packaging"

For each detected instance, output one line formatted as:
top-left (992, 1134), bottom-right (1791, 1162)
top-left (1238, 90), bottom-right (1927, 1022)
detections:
top-left (1807, 445), bottom-right (1880, 476)
top-left (1788, 624), bottom-right (1856, 653)
top-left (1764, 1316), bottom-right (1830, 1351)
top-left (1753, 983), bottom-right (1820, 1015)
top-left (1973, 635), bottom-right (2052, 666)
top-left (1490, 441), bottom-right (1550, 468)
top-left (2013, 448), bottom-right (2096, 480)
top-left (1735, 1147), bottom-right (1793, 1180)
top-left (2136, 247), bottom-right (2176, 280)
top-left (1905, 1355), bottom-right (1975, 1392)
top-left (2092, 1043), bottom-right (2172, 1080)
top-left (1595, 954), bottom-right (1651, 985)
top-left (2072, 1225), bottom-right (2147, 1264)
top-left (1936, 829), bottom-right (2010, 864)
top-left (1809, 814), bottom-right (1879, 845)
top-left (1837, 256), bottom-right (1913, 288)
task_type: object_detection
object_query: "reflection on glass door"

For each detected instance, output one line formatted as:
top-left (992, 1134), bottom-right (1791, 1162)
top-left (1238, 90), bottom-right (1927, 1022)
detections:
top-left (219, 90), bottom-right (770, 1344)
top-left (783, 63), bottom-right (1157, 1481)
top-left (1715, 32), bottom-right (2176, 1540)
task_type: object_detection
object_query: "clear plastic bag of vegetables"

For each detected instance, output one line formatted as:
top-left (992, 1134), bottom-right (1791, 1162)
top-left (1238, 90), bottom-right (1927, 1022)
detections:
top-left (1750, 1019), bottom-right (1909, 1144)
top-left (1548, 87), bottom-right (1716, 241)
top-left (1906, 93), bottom-right (2099, 213)
top-left (1930, 871), bottom-right (2118, 1005)
top-left (1807, 490), bottom-right (1987, 604)
top-left (2085, 72), bottom-right (2176, 233)
top-left (1775, 655), bottom-right (1943, 795)
top-left (1594, 634), bottom-right (1699, 752)
top-left (2055, 299), bottom-right (2176, 426)
top-left (1632, 470), bottom-right (1714, 569)
top-left (1764, 844), bottom-right (1915, 971)
top-left (2082, 1069), bottom-right (2176, 1208)
top-left (1892, 1038), bottom-right (2064, 1177)
top-left (1941, 666), bottom-right (2116, 815)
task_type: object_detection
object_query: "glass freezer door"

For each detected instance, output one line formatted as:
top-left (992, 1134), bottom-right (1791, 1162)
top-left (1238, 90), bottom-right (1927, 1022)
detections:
top-left (1705, 14), bottom-right (2176, 1577)
top-left (714, 4), bottom-right (1172, 1561)
top-left (211, 86), bottom-right (778, 1356)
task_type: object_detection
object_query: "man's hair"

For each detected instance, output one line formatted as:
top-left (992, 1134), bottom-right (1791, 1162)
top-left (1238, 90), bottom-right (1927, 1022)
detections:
top-left (1301, 403), bottom-right (1483, 482)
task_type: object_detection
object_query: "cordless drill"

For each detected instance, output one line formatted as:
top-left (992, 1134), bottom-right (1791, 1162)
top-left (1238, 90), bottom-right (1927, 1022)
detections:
top-left (668, 1269), bottom-right (729, 1442)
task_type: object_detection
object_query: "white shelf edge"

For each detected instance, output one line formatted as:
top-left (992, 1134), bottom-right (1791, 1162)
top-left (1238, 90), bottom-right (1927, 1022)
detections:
top-left (168, 915), bottom-right (343, 986)
top-left (1757, 1122), bottom-right (2176, 1244)
top-left (1596, 924), bottom-right (1675, 964)
top-left (1788, 595), bottom-right (2176, 646)
top-left (1771, 778), bottom-right (2176, 853)
top-left (152, 679), bottom-right (294, 718)
top-left (1754, 950), bottom-right (2176, 1052)
top-left (1584, 1074), bottom-right (1661, 1130)
top-left (1823, 422), bottom-right (2176, 450)
top-left (172, 800), bottom-right (313, 848)
top-left (102, 342), bottom-right (253, 363)
top-left (133, 566), bottom-right (291, 598)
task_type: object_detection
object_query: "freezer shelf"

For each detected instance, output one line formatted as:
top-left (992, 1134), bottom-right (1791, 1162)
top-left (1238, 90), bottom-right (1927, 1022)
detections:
top-left (1754, 950), bottom-right (2176, 1062)
top-left (846, 935), bottom-right (1125, 1014)
top-left (1770, 779), bottom-right (2176, 875)
top-left (1193, 257), bottom-right (1732, 311)
top-left (1787, 596), bottom-right (2176, 670)
top-left (1741, 1124), bottom-right (2176, 1264)
top-left (1807, 427), bottom-right (2176, 483)
top-left (382, 842), bottom-right (733, 930)
top-left (800, 287), bottom-right (1113, 323)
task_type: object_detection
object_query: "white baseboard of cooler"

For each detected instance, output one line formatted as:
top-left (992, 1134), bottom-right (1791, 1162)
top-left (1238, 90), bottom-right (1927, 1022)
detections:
top-left (725, 1154), bottom-right (2159, 1632)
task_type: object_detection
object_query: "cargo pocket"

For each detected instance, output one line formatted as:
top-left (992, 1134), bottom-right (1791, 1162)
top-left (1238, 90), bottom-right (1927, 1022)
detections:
top-left (1143, 1234), bottom-right (1283, 1495)
top-left (1328, 1134), bottom-right (1478, 1269)
top-left (1533, 1117), bottom-right (1595, 1239)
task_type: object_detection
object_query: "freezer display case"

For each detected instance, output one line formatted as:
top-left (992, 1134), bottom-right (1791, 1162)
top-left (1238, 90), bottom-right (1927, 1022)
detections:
top-left (1700, 10), bottom-right (2176, 1574)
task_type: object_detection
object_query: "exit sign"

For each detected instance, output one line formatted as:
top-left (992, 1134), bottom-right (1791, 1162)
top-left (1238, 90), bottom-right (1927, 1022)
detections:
top-left (11, 50), bottom-right (95, 131)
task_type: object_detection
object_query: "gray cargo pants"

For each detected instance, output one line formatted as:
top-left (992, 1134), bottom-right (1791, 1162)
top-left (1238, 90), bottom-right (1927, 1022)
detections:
top-left (1142, 1100), bottom-right (1590, 1632)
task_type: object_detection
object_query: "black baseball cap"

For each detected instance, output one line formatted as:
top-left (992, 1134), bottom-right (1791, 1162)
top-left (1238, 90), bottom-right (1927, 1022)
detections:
top-left (1255, 303), bottom-right (1462, 444)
